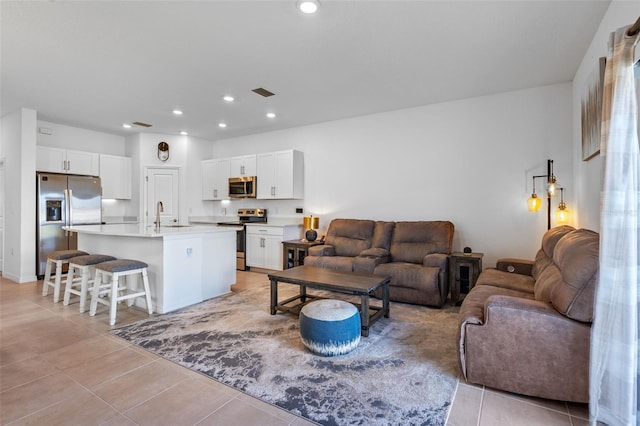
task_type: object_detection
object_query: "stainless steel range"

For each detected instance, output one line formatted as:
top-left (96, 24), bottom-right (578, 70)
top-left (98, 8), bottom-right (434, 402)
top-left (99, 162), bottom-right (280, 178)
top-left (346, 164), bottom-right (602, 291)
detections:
top-left (218, 208), bottom-right (267, 271)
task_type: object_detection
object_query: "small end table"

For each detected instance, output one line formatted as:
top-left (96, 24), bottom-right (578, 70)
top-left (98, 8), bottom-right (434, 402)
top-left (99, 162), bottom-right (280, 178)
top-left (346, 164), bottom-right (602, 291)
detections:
top-left (282, 240), bottom-right (324, 270)
top-left (449, 251), bottom-right (483, 305)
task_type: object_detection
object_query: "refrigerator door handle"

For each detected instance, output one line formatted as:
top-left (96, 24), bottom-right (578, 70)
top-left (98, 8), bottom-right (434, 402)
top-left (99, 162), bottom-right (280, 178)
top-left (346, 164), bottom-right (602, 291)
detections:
top-left (67, 189), bottom-right (73, 226)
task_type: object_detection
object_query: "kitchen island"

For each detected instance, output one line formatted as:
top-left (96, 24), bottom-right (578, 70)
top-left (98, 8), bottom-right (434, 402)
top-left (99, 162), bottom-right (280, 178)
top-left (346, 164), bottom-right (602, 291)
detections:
top-left (66, 224), bottom-right (236, 314)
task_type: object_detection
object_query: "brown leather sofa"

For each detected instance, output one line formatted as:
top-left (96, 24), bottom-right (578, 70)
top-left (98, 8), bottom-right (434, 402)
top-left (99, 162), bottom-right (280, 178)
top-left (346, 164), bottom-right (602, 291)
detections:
top-left (457, 225), bottom-right (598, 403)
top-left (305, 218), bottom-right (454, 307)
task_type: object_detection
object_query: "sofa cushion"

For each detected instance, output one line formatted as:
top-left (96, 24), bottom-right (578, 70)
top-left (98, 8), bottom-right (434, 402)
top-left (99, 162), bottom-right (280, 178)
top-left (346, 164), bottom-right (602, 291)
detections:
top-left (531, 225), bottom-right (575, 280)
top-left (475, 268), bottom-right (535, 294)
top-left (389, 221), bottom-right (454, 264)
top-left (534, 229), bottom-right (599, 322)
top-left (325, 219), bottom-right (375, 257)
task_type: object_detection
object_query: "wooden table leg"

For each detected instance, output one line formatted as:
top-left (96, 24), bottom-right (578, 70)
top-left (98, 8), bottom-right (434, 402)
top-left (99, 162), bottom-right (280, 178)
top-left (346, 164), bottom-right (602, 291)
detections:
top-left (270, 278), bottom-right (278, 315)
top-left (360, 294), bottom-right (370, 337)
top-left (383, 281), bottom-right (390, 318)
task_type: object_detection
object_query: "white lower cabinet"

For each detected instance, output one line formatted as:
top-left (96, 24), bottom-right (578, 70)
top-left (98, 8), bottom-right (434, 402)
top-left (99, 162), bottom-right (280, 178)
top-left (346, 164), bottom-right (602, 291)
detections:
top-left (246, 224), bottom-right (302, 270)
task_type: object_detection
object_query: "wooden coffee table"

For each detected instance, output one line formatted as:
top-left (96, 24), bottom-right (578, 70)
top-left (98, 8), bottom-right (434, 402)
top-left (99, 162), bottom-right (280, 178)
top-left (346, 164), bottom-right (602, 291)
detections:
top-left (268, 266), bottom-right (390, 337)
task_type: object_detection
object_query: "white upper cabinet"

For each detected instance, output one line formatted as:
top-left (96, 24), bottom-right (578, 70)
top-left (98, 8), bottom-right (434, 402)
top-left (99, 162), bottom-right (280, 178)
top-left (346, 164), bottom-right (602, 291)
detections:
top-left (256, 150), bottom-right (303, 199)
top-left (37, 146), bottom-right (100, 176)
top-left (229, 155), bottom-right (257, 177)
top-left (202, 158), bottom-right (230, 200)
top-left (99, 154), bottom-right (132, 199)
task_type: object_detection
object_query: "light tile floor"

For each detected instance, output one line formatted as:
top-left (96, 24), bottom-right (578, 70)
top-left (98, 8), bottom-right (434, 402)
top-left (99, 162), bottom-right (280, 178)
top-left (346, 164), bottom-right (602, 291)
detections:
top-left (0, 271), bottom-right (588, 425)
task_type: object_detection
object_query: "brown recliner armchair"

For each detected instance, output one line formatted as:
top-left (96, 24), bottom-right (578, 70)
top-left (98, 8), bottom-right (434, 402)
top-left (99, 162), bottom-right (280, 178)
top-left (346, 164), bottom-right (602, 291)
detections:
top-left (457, 226), bottom-right (598, 402)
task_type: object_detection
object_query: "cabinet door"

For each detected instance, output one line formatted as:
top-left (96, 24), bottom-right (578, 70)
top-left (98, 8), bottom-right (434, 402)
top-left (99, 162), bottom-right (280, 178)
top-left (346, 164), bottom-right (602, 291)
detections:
top-left (256, 153), bottom-right (276, 199)
top-left (274, 151), bottom-right (294, 199)
top-left (202, 158), bottom-right (230, 200)
top-left (245, 234), bottom-right (264, 267)
top-left (230, 155), bottom-right (256, 177)
top-left (264, 236), bottom-right (284, 270)
top-left (100, 154), bottom-right (132, 199)
top-left (36, 146), bottom-right (66, 173)
top-left (66, 150), bottom-right (99, 176)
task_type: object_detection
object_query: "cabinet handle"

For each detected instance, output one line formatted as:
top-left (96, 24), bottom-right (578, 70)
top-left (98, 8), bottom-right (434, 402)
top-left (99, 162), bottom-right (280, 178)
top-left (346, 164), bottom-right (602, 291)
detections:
top-left (260, 237), bottom-right (265, 248)
top-left (67, 160), bottom-right (70, 170)
top-left (271, 186), bottom-right (275, 196)
top-left (241, 165), bottom-right (245, 175)
top-left (214, 189), bottom-right (218, 198)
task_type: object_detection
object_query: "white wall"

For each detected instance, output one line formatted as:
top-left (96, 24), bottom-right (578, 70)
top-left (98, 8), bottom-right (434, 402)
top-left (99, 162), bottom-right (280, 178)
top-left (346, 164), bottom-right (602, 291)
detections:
top-left (211, 83), bottom-right (574, 267)
top-left (1, 108), bottom-right (38, 283)
top-left (36, 120), bottom-right (125, 155)
top-left (572, 0), bottom-right (639, 232)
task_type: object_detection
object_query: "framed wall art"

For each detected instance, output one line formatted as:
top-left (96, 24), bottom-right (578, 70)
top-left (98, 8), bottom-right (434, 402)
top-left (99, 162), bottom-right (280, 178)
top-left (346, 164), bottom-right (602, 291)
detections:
top-left (581, 57), bottom-right (606, 161)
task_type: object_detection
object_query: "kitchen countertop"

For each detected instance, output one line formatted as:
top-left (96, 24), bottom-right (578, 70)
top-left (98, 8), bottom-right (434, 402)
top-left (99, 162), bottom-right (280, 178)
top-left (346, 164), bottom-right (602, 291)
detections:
top-left (188, 216), bottom-right (302, 227)
top-left (66, 223), bottom-right (235, 238)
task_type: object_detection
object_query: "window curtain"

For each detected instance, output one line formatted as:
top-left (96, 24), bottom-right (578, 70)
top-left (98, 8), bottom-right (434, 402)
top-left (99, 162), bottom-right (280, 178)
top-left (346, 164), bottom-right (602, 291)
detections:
top-left (589, 24), bottom-right (640, 426)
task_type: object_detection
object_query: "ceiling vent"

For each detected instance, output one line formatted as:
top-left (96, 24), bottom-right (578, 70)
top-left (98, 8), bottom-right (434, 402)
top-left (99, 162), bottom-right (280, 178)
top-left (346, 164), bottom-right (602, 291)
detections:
top-left (132, 121), bottom-right (152, 127)
top-left (252, 87), bottom-right (276, 97)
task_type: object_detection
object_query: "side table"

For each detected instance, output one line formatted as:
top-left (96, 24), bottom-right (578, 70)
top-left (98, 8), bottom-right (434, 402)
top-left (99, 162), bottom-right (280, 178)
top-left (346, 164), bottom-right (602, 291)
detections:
top-left (282, 240), bottom-right (324, 270)
top-left (449, 251), bottom-right (483, 305)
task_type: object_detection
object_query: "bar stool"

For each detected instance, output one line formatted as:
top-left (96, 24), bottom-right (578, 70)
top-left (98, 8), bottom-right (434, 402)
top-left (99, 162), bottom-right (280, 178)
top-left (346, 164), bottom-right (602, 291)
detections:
top-left (89, 259), bottom-right (153, 326)
top-left (42, 250), bottom-right (89, 303)
top-left (63, 254), bottom-right (117, 313)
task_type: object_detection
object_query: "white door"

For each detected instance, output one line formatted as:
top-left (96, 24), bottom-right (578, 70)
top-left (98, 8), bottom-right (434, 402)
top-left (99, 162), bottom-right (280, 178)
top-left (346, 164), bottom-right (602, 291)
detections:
top-left (146, 168), bottom-right (180, 226)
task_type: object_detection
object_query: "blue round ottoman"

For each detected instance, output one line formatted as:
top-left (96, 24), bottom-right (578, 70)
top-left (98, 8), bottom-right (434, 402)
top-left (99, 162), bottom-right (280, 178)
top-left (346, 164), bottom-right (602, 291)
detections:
top-left (299, 299), bottom-right (361, 356)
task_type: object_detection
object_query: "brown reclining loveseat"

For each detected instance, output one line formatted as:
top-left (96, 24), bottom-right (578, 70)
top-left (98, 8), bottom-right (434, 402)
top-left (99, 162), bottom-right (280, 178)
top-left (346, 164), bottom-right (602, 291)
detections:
top-left (457, 225), bottom-right (598, 402)
top-left (305, 218), bottom-right (454, 307)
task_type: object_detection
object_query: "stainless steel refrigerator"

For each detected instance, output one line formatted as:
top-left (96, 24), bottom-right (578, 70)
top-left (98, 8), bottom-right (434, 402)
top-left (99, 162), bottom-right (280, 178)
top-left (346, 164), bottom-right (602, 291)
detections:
top-left (36, 173), bottom-right (102, 277)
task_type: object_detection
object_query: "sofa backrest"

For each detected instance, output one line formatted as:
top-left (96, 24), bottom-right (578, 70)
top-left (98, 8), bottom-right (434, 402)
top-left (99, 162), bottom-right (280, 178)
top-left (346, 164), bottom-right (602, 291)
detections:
top-left (325, 219), bottom-right (376, 257)
top-left (389, 221), bottom-right (454, 263)
top-left (531, 225), bottom-right (575, 280)
top-left (533, 228), bottom-right (599, 323)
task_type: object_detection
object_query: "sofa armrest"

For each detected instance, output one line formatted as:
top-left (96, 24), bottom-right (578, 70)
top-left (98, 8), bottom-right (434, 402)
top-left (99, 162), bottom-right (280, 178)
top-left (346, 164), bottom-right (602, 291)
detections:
top-left (460, 294), bottom-right (590, 402)
top-left (308, 245), bottom-right (335, 257)
top-left (423, 253), bottom-right (448, 270)
top-left (495, 258), bottom-right (533, 276)
top-left (359, 247), bottom-right (390, 259)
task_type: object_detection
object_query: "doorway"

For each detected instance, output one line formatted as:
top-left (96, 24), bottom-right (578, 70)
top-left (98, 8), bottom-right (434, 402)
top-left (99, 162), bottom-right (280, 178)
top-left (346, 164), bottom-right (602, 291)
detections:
top-left (146, 168), bottom-right (180, 227)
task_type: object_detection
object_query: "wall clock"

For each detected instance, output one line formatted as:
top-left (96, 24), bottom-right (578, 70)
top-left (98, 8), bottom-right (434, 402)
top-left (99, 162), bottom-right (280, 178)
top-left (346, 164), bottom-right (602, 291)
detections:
top-left (158, 141), bottom-right (169, 161)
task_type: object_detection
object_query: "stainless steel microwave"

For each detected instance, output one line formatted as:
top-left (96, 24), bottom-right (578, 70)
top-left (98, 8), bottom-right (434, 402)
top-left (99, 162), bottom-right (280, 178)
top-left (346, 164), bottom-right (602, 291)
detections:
top-left (228, 176), bottom-right (257, 198)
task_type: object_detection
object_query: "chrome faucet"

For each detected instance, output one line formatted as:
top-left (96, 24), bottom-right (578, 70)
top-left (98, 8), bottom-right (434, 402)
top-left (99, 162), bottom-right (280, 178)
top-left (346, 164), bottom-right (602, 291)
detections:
top-left (154, 201), bottom-right (164, 230)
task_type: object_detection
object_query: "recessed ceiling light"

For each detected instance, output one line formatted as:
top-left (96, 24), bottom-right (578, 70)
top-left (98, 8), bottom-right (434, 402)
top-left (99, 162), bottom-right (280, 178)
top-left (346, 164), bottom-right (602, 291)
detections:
top-left (266, 112), bottom-right (276, 119)
top-left (180, 131), bottom-right (188, 135)
top-left (173, 109), bottom-right (183, 115)
top-left (298, 0), bottom-right (319, 14)
top-left (122, 123), bottom-right (132, 128)
top-left (223, 95), bottom-right (235, 102)
top-left (218, 123), bottom-right (227, 128)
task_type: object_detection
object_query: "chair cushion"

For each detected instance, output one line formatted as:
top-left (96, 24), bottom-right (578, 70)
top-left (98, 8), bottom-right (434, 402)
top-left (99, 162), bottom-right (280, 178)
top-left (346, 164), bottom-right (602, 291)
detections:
top-left (96, 259), bottom-right (148, 273)
top-left (325, 219), bottom-right (375, 257)
top-left (534, 229), bottom-right (599, 322)
top-left (48, 250), bottom-right (89, 261)
top-left (389, 221), bottom-right (454, 264)
top-left (69, 254), bottom-right (116, 266)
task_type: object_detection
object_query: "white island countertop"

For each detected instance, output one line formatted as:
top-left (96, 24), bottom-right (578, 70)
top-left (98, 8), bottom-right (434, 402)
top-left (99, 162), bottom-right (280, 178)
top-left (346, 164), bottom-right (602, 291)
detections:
top-left (66, 223), bottom-right (233, 238)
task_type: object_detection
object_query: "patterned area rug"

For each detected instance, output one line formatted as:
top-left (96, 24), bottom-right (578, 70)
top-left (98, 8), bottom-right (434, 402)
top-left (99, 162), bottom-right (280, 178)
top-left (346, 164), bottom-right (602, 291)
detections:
top-left (112, 283), bottom-right (460, 426)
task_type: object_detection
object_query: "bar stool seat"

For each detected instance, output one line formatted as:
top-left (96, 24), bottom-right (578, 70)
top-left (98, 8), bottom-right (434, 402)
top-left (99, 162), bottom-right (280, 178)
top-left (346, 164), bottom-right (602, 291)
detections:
top-left (63, 254), bottom-right (117, 313)
top-left (42, 250), bottom-right (89, 303)
top-left (89, 259), bottom-right (153, 326)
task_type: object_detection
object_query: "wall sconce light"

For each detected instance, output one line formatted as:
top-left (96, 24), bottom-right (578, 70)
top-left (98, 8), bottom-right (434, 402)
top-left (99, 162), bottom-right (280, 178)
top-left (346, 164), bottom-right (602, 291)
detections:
top-left (527, 159), bottom-right (565, 229)
top-left (303, 215), bottom-right (320, 241)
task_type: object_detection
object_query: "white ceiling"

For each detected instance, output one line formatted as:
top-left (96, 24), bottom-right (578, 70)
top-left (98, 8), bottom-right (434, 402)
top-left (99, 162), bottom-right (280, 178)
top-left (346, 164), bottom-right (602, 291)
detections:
top-left (1, 1), bottom-right (611, 142)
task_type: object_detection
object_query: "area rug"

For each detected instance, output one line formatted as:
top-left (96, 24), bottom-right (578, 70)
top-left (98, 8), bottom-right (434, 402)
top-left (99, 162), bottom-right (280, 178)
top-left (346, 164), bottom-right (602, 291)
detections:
top-left (112, 283), bottom-right (461, 426)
